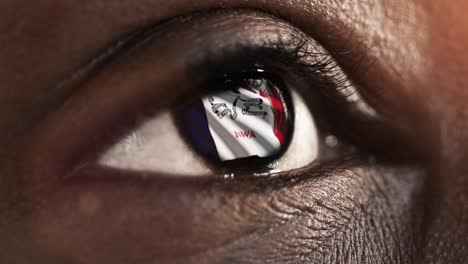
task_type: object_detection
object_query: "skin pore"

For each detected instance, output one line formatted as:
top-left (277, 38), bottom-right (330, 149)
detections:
top-left (0, 0), bottom-right (467, 263)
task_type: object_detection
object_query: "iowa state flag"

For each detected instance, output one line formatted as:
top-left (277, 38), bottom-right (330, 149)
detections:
top-left (184, 80), bottom-right (289, 162)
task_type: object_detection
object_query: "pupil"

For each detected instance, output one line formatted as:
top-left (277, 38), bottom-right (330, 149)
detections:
top-left (180, 76), bottom-right (293, 167)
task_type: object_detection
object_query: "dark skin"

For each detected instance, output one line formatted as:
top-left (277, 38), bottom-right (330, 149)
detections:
top-left (0, 0), bottom-right (467, 263)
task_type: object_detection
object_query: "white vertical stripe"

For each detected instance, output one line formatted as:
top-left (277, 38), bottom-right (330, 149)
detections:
top-left (202, 88), bottom-right (281, 161)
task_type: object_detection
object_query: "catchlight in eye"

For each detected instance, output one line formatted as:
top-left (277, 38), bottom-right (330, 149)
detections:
top-left (179, 75), bottom-right (293, 165)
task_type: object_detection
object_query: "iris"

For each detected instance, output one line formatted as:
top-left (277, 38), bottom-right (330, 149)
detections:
top-left (180, 75), bottom-right (293, 166)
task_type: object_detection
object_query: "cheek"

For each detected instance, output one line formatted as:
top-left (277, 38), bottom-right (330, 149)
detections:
top-left (29, 165), bottom-right (422, 263)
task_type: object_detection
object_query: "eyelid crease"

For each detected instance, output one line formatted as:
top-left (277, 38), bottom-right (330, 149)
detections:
top-left (51, 8), bottom-right (222, 107)
top-left (53, 8), bottom-right (279, 96)
top-left (53, 26), bottom-right (153, 103)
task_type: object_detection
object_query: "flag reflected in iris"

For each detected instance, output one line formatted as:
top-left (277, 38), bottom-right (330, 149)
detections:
top-left (181, 77), bottom-right (293, 164)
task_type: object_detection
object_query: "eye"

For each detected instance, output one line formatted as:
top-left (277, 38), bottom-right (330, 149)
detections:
top-left (86, 14), bottom-right (378, 178)
top-left (35, 10), bottom-right (405, 181)
top-left (97, 71), bottom-right (320, 177)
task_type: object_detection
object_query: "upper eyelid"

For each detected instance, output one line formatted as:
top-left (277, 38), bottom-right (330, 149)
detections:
top-left (56, 9), bottom-right (309, 91)
top-left (56, 9), bottom-right (378, 138)
top-left (53, 7), bottom-right (372, 121)
top-left (52, 10), bottom-right (316, 113)
top-left (41, 7), bottom-right (381, 136)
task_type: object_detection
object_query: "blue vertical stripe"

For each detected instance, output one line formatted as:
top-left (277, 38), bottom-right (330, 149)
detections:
top-left (183, 100), bottom-right (220, 162)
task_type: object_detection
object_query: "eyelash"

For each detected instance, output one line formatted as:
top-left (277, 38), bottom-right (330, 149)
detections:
top-left (184, 43), bottom-right (365, 130)
top-left (166, 36), bottom-right (368, 170)
top-left (161, 39), bottom-right (375, 174)
top-left (185, 32), bottom-right (374, 119)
